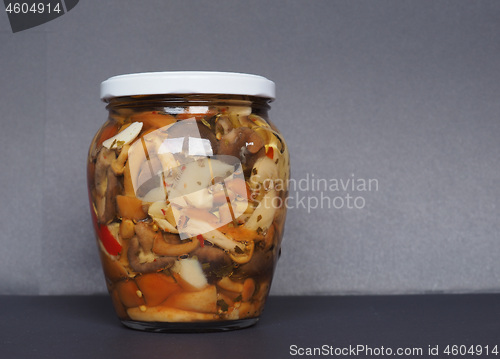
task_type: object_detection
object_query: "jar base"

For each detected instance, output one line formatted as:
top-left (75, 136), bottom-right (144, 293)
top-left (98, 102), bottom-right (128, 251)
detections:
top-left (121, 317), bottom-right (259, 333)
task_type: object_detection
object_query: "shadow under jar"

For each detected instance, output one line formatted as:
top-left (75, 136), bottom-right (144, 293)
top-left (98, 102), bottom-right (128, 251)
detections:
top-left (87, 72), bottom-right (290, 332)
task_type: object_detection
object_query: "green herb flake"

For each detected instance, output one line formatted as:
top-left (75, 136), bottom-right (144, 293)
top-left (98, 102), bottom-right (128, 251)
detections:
top-left (217, 299), bottom-right (229, 312)
top-left (234, 295), bottom-right (242, 302)
top-left (213, 264), bottom-right (233, 278)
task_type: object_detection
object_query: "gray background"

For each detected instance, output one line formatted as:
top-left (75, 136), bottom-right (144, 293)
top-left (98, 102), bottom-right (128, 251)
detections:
top-left (1, 0), bottom-right (499, 295)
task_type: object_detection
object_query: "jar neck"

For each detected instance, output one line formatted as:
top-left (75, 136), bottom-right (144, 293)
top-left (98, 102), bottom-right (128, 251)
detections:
top-left (105, 94), bottom-right (271, 112)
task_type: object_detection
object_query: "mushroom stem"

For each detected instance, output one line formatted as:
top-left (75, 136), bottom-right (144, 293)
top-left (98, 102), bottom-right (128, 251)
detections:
top-left (127, 237), bottom-right (175, 273)
top-left (153, 236), bottom-right (199, 257)
top-left (134, 222), bottom-right (158, 252)
top-left (111, 144), bottom-right (130, 175)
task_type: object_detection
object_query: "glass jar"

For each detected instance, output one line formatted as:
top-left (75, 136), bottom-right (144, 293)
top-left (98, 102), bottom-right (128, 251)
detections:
top-left (87, 72), bottom-right (289, 332)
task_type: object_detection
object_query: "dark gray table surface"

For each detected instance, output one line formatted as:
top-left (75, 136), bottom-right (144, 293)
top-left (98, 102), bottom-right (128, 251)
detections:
top-left (1, 294), bottom-right (499, 358)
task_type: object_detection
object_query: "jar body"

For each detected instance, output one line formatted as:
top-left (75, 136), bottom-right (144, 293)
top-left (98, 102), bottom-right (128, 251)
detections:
top-left (87, 94), bottom-right (289, 332)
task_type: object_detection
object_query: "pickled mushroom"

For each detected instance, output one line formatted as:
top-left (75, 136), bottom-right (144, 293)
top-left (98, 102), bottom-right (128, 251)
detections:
top-left (164, 285), bottom-right (217, 313)
top-left (236, 250), bottom-right (274, 278)
top-left (215, 115), bottom-right (233, 138)
top-left (127, 306), bottom-right (217, 322)
top-left (192, 244), bottom-right (232, 280)
top-left (217, 277), bottom-right (244, 292)
top-left (94, 146), bottom-right (135, 224)
top-left (134, 222), bottom-right (158, 252)
top-left (127, 236), bottom-right (175, 273)
top-left (218, 127), bottom-right (265, 166)
top-left (95, 168), bottom-right (120, 224)
top-left (110, 144), bottom-right (130, 175)
top-left (228, 240), bottom-right (255, 264)
top-left (152, 235), bottom-right (199, 257)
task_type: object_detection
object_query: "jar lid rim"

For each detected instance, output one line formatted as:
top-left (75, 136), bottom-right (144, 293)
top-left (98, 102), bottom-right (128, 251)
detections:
top-left (100, 71), bottom-right (275, 101)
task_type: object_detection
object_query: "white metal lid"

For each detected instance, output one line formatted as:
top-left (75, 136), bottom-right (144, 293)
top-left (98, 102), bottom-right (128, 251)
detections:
top-left (100, 71), bottom-right (275, 101)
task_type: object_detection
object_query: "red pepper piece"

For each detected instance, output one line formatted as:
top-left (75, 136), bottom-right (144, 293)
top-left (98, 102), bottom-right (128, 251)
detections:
top-left (197, 234), bottom-right (205, 247)
top-left (266, 146), bottom-right (274, 159)
top-left (88, 190), bottom-right (122, 256)
top-left (99, 225), bottom-right (122, 256)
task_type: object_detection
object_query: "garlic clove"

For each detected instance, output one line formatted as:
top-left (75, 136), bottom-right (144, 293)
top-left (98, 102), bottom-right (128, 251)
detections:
top-left (172, 258), bottom-right (208, 290)
top-left (103, 122), bottom-right (143, 149)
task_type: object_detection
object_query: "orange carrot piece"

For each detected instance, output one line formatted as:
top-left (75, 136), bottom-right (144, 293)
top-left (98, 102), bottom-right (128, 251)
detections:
top-left (116, 195), bottom-right (147, 220)
top-left (131, 112), bottom-right (176, 130)
top-left (97, 123), bottom-right (119, 147)
top-left (218, 224), bottom-right (263, 241)
top-left (136, 273), bottom-right (181, 307)
top-left (116, 280), bottom-right (145, 308)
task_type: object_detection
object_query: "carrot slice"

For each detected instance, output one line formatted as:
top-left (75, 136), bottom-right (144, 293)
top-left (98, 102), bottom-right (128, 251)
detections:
top-left (136, 273), bottom-right (181, 307)
top-left (116, 195), bottom-right (147, 220)
top-left (218, 224), bottom-right (263, 241)
top-left (116, 280), bottom-right (145, 308)
top-left (97, 123), bottom-right (119, 147)
top-left (98, 249), bottom-right (128, 282)
top-left (131, 112), bottom-right (176, 130)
